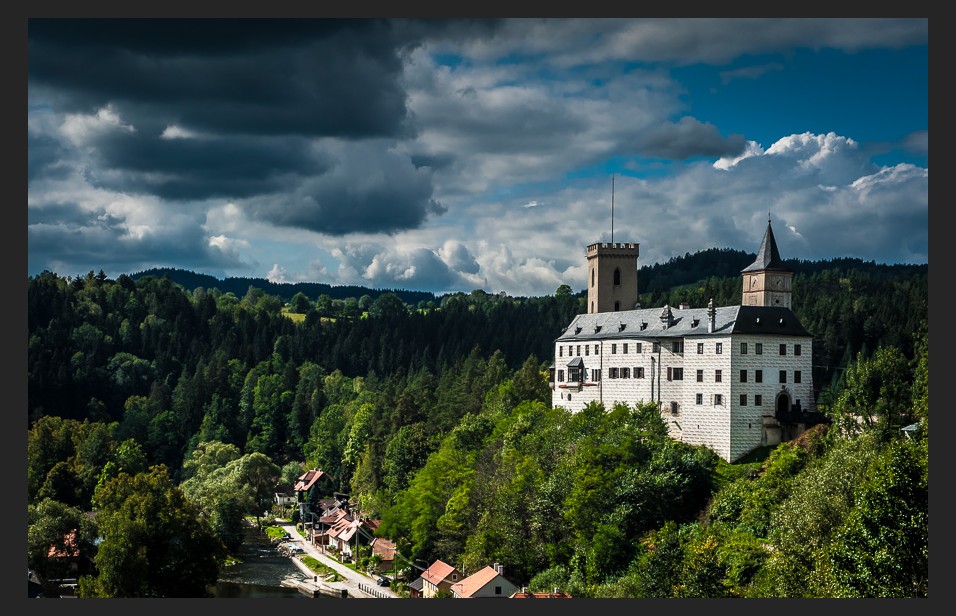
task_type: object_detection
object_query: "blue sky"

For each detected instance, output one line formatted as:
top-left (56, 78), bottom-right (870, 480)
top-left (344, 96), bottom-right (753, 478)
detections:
top-left (27, 18), bottom-right (928, 296)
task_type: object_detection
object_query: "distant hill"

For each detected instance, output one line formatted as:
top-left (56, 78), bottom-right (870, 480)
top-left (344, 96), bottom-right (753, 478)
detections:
top-left (129, 267), bottom-right (436, 306)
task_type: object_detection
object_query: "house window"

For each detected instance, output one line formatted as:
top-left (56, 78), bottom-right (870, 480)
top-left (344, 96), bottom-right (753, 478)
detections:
top-left (595, 344), bottom-right (599, 354)
top-left (585, 345), bottom-right (589, 356)
top-left (635, 343), bottom-right (643, 353)
top-left (755, 343), bottom-right (763, 355)
top-left (714, 394), bottom-right (723, 406)
top-left (794, 370), bottom-right (802, 384)
top-left (696, 393), bottom-right (703, 405)
top-left (755, 394), bottom-right (762, 406)
top-left (609, 367), bottom-right (619, 378)
top-left (453, 574), bottom-right (458, 581)
top-left (794, 344), bottom-right (802, 356)
top-left (696, 369), bottom-right (704, 382)
top-left (623, 343), bottom-right (628, 354)
top-left (779, 343), bottom-right (787, 356)
top-left (697, 342), bottom-right (704, 354)
top-left (620, 367), bottom-right (631, 378)
top-left (611, 343), bottom-right (617, 354)
top-left (715, 369), bottom-right (722, 383)
top-left (568, 367), bottom-right (580, 382)
top-left (576, 345), bottom-right (581, 356)
top-left (740, 369), bottom-right (747, 383)
top-left (740, 394), bottom-right (747, 406)
top-left (592, 369), bottom-right (602, 381)
top-left (755, 370), bottom-right (763, 383)
top-left (557, 370), bottom-right (564, 382)
top-left (653, 342), bottom-right (660, 353)
top-left (716, 342), bottom-right (723, 354)
top-left (559, 346), bottom-right (563, 357)
top-left (670, 401), bottom-right (679, 414)
top-left (634, 367), bottom-right (644, 378)
top-left (779, 370), bottom-right (787, 383)
top-left (666, 367), bottom-right (683, 381)
top-left (495, 586), bottom-right (502, 595)
top-left (672, 340), bottom-right (684, 353)
top-left (741, 342), bottom-right (748, 355)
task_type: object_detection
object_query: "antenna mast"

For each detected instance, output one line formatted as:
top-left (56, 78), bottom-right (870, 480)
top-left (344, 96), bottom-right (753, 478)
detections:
top-left (611, 175), bottom-right (615, 244)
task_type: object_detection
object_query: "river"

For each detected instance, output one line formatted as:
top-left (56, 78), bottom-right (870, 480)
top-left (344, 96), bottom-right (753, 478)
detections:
top-left (208, 522), bottom-right (316, 598)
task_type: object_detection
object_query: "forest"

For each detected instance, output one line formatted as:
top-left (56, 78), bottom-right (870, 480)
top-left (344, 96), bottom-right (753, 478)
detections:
top-left (26, 250), bottom-right (928, 598)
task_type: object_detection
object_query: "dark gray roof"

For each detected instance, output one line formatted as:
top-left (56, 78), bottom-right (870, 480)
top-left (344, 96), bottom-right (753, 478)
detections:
top-left (408, 577), bottom-right (425, 591)
top-left (741, 219), bottom-right (788, 273)
top-left (556, 304), bottom-right (810, 342)
top-left (565, 356), bottom-right (584, 367)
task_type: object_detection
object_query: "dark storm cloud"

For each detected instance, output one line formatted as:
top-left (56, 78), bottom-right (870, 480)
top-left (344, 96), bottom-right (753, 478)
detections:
top-left (84, 130), bottom-right (329, 200)
top-left (29, 19), bottom-right (412, 139)
top-left (28, 130), bottom-right (70, 183)
top-left (242, 141), bottom-right (446, 235)
top-left (638, 117), bottom-right (747, 160)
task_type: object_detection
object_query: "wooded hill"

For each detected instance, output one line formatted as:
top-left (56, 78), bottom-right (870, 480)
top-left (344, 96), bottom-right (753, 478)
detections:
top-left (26, 251), bottom-right (928, 597)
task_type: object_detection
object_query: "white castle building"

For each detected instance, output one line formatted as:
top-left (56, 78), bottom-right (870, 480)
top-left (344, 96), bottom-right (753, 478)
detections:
top-left (550, 219), bottom-right (821, 462)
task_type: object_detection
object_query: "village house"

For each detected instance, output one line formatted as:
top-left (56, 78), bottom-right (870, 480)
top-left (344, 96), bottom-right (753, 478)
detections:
top-left (449, 563), bottom-right (518, 598)
top-left (416, 559), bottom-right (464, 598)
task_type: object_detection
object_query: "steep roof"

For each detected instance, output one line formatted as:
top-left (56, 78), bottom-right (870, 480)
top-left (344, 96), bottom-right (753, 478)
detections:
top-left (556, 304), bottom-right (810, 343)
top-left (371, 538), bottom-right (397, 560)
top-left (293, 469), bottom-right (328, 492)
top-left (450, 566), bottom-right (505, 598)
top-left (742, 218), bottom-right (788, 273)
top-left (421, 560), bottom-right (458, 586)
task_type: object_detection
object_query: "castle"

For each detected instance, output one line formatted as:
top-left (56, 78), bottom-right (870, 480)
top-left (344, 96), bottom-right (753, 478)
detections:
top-left (550, 219), bottom-right (820, 462)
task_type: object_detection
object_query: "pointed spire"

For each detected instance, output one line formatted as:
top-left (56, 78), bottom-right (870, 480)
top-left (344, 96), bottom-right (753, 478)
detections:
top-left (742, 217), bottom-right (786, 272)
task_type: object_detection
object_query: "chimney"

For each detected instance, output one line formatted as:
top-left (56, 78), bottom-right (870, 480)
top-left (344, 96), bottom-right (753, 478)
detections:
top-left (707, 298), bottom-right (716, 333)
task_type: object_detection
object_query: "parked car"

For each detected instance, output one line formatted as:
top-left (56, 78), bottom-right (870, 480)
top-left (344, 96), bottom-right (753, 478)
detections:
top-left (376, 575), bottom-right (391, 587)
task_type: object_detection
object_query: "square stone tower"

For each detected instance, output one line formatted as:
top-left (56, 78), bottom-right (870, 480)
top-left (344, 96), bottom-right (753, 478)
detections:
top-left (586, 242), bottom-right (639, 314)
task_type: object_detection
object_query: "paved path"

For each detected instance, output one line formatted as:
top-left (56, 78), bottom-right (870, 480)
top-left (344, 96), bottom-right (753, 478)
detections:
top-left (277, 523), bottom-right (399, 599)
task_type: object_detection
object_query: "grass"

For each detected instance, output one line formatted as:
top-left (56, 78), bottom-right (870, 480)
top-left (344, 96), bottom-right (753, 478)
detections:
top-left (300, 556), bottom-right (342, 582)
top-left (280, 307), bottom-right (306, 323)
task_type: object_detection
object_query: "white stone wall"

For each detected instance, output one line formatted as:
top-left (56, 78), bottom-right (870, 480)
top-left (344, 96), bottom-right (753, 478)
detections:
top-left (551, 332), bottom-right (814, 462)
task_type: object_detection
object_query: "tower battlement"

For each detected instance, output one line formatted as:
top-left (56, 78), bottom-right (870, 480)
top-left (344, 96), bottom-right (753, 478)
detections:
top-left (586, 242), bottom-right (639, 257)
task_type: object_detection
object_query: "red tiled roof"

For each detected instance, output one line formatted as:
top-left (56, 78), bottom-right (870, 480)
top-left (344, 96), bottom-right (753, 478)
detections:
top-left (450, 565), bottom-right (501, 598)
top-left (293, 469), bottom-right (327, 492)
top-left (510, 590), bottom-right (573, 598)
top-left (421, 560), bottom-right (458, 586)
top-left (48, 530), bottom-right (79, 558)
top-left (370, 538), bottom-right (397, 560)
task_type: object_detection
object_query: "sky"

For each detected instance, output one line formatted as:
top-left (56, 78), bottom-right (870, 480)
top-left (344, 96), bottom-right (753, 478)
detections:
top-left (26, 18), bottom-right (929, 297)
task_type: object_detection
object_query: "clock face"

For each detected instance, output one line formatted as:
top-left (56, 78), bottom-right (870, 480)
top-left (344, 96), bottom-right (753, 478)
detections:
top-left (751, 276), bottom-right (758, 288)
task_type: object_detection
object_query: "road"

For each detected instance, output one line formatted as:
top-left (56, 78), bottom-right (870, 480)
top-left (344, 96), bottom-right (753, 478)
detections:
top-left (277, 523), bottom-right (399, 598)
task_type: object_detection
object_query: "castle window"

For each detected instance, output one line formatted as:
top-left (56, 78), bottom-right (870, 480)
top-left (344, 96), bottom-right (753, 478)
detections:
top-left (595, 344), bottom-right (600, 354)
top-left (714, 394), bottom-right (723, 406)
top-left (779, 343), bottom-right (787, 356)
top-left (755, 343), bottom-right (763, 355)
top-left (549, 368), bottom-right (555, 382)
top-left (557, 370), bottom-right (564, 382)
top-left (740, 369), bottom-right (747, 383)
top-left (591, 269), bottom-right (595, 287)
top-left (740, 394), bottom-right (747, 406)
top-left (585, 345), bottom-right (589, 356)
top-left (653, 342), bottom-right (660, 352)
top-left (667, 367), bottom-right (683, 381)
top-left (609, 367), bottom-right (619, 378)
top-left (620, 367), bottom-right (630, 378)
top-left (672, 340), bottom-right (683, 353)
top-left (576, 345), bottom-right (581, 356)
top-left (794, 344), bottom-right (802, 356)
top-left (696, 369), bottom-right (704, 382)
top-left (591, 369), bottom-right (601, 381)
top-left (697, 342), bottom-right (704, 354)
top-left (634, 367), bottom-right (644, 378)
top-left (794, 370), bottom-right (802, 384)
top-left (623, 343), bottom-right (628, 354)
top-left (779, 370), bottom-right (787, 383)
top-left (611, 344), bottom-right (617, 354)
top-left (613, 268), bottom-right (621, 286)
top-left (740, 342), bottom-right (748, 354)
top-left (614, 301), bottom-right (620, 311)
top-left (635, 343), bottom-right (642, 353)
top-left (715, 370), bottom-right (722, 383)
top-left (755, 394), bottom-right (762, 406)
top-left (559, 346), bottom-right (563, 357)
top-left (696, 393), bottom-right (703, 405)
top-left (670, 401), bottom-right (679, 414)
top-left (716, 342), bottom-right (723, 354)
top-left (755, 370), bottom-right (763, 383)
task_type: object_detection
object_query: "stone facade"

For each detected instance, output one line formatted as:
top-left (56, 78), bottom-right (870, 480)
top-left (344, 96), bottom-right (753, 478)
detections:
top-left (552, 220), bottom-right (816, 462)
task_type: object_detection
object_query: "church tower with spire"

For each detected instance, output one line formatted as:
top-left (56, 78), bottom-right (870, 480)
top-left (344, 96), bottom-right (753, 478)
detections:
top-left (741, 217), bottom-right (793, 308)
